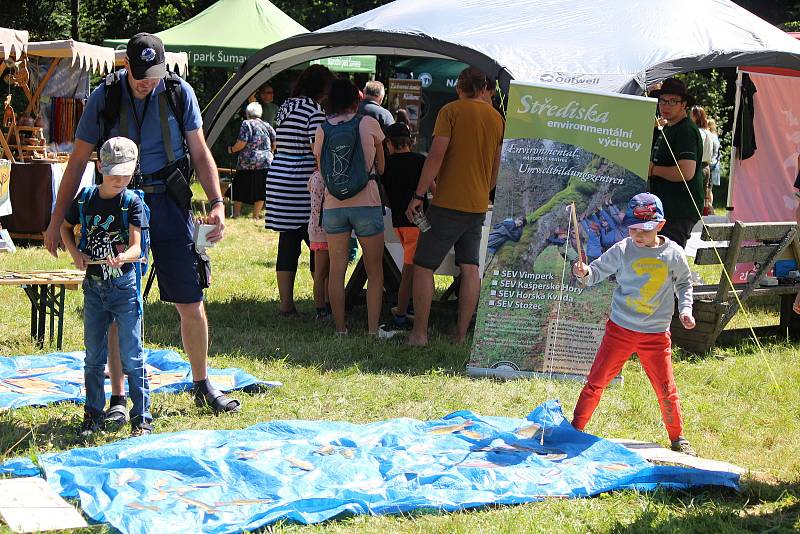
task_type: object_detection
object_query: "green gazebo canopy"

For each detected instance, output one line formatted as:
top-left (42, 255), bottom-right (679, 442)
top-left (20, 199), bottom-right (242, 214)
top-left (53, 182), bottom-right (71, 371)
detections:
top-left (103, 0), bottom-right (307, 68)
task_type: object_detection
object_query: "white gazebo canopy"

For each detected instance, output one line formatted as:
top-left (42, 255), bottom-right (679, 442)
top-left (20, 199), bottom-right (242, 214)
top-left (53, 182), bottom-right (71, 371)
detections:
top-left (27, 40), bottom-right (115, 74)
top-left (204, 0), bottom-right (800, 146)
top-left (0, 27), bottom-right (29, 59)
top-left (113, 49), bottom-right (189, 76)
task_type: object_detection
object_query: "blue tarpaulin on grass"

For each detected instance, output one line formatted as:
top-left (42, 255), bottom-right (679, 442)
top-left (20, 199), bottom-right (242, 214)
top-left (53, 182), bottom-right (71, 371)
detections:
top-left (0, 349), bottom-right (280, 409)
top-left (0, 400), bottom-right (738, 533)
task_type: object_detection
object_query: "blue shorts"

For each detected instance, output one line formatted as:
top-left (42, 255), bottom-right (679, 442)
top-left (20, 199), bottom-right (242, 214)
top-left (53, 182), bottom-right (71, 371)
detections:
top-left (145, 191), bottom-right (203, 304)
top-left (322, 206), bottom-right (384, 237)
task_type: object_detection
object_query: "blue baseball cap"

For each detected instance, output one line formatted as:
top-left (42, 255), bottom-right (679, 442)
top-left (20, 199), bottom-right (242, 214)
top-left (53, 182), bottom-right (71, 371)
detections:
top-left (622, 193), bottom-right (665, 230)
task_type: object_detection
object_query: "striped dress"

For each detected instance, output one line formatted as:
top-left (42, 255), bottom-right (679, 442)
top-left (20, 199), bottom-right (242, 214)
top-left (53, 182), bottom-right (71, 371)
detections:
top-left (265, 96), bottom-right (325, 231)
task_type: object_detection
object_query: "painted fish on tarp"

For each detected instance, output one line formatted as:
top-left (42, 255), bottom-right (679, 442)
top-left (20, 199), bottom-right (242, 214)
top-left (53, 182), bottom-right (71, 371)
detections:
top-left (0, 400), bottom-right (738, 534)
top-left (0, 349), bottom-right (280, 409)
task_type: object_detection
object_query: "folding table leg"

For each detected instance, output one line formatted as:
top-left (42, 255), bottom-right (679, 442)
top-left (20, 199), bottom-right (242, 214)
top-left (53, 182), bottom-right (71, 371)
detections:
top-left (57, 285), bottom-right (66, 350)
top-left (49, 285), bottom-right (55, 345)
top-left (24, 285), bottom-right (37, 340)
top-left (37, 284), bottom-right (47, 347)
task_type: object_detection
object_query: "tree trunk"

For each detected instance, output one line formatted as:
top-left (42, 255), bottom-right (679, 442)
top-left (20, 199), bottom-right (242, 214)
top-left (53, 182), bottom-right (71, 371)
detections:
top-left (70, 0), bottom-right (79, 40)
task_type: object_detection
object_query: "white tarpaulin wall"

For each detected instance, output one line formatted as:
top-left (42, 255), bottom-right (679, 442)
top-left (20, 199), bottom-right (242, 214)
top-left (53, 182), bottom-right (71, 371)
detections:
top-left (730, 69), bottom-right (800, 223)
top-left (204, 0), bottom-right (800, 146)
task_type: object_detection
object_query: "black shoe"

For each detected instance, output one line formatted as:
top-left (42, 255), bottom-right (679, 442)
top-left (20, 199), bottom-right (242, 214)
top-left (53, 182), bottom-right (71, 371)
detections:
top-left (193, 383), bottom-right (241, 414)
top-left (104, 403), bottom-right (129, 427)
top-left (130, 421), bottom-right (154, 437)
top-left (78, 414), bottom-right (103, 437)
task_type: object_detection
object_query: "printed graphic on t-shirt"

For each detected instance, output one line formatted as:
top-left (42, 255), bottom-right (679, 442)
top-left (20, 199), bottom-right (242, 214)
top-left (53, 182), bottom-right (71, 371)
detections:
top-left (626, 257), bottom-right (668, 315)
top-left (83, 214), bottom-right (127, 279)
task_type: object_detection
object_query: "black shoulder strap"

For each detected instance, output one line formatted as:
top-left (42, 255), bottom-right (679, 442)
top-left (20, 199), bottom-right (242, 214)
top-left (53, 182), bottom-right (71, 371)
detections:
top-left (163, 71), bottom-right (186, 137)
top-left (99, 70), bottom-right (126, 150)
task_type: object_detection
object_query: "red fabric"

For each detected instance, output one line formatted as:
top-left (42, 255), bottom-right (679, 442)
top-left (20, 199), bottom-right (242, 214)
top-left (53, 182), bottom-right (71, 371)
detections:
top-left (572, 320), bottom-right (684, 441)
top-left (731, 72), bottom-right (800, 223)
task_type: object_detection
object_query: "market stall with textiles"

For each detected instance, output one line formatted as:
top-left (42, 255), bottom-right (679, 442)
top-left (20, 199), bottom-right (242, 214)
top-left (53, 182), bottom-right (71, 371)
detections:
top-left (0, 39), bottom-right (106, 239)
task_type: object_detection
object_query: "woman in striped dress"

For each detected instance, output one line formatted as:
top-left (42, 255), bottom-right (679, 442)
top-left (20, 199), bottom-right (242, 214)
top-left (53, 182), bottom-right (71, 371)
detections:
top-left (266, 65), bottom-right (333, 315)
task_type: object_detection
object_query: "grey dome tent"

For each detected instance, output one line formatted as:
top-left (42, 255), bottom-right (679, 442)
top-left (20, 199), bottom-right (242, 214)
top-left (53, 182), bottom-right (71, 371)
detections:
top-left (204, 0), bottom-right (800, 146)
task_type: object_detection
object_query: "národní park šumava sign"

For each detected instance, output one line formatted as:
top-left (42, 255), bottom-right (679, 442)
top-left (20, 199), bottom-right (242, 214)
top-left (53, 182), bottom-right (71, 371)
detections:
top-left (469, 81), bottom-right (656, 380)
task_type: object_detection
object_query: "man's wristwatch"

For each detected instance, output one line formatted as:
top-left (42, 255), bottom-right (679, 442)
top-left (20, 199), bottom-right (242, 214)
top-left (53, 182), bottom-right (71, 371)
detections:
top-left (209, 197), bottom-right (225, 208)
top-left (413, 193), bottom-right (426, 201)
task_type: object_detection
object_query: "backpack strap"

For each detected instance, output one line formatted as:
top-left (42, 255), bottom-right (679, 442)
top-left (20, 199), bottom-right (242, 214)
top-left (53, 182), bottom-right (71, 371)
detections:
top-left (120, 190), bottom-right (133, 245)
top-left (77, 186), bottom-right (96, 251)
top-left (158, 92), bottom-right (177, 164)
top-left (163, 72), bottom-right (185, 137)
top-left (99, 71), bottom-right (125, 151)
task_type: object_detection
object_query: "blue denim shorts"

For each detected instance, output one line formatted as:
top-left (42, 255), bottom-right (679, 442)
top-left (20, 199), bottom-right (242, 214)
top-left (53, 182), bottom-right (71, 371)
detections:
top-left (322, 206), bottom-right (384, 237)
top-left (144, 190), bottom-right (203, 304)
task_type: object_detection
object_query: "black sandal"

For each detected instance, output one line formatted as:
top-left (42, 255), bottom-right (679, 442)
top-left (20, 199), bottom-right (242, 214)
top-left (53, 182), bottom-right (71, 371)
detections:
top-left (193, 384), bottom-right (241, 414)
top-left (104, 403), bottom-right (128, 426)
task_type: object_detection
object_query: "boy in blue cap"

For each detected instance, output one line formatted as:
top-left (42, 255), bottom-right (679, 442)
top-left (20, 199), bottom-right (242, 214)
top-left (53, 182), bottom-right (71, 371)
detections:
top-left (571, 192), bottom-right (696, 455)
top-left (60, 136), bottom-right (153, 438)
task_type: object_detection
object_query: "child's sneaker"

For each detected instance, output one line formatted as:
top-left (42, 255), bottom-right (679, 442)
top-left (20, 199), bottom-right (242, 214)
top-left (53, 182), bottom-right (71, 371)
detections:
top-left (371, 325), bottom-right (400, 340)
top-left (131, 421), bottom-right (154, 437)
top-left (670, 437), bottom-right (697, 456)
top-left (78, 414), bottom-right (104, 437)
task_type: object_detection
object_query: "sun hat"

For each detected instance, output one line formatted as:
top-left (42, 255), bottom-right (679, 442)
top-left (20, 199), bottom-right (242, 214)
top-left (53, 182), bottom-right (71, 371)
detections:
top-left (100, 137), bottom-right (138, 177)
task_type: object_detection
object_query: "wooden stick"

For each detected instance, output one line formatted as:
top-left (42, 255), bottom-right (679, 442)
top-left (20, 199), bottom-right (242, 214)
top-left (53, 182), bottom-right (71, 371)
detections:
top-left (85, 258), bottom-right (146, 265)
top-left (569, 202), bottom-right (585, 263)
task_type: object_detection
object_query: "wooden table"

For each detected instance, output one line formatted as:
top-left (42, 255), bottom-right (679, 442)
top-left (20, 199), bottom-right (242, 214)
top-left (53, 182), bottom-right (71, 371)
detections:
top-left (0, 270), bottom-right (84, 349)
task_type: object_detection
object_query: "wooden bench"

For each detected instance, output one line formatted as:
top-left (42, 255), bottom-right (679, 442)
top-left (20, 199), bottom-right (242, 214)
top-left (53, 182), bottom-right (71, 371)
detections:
top-left (671, 221), bottom-right (800, 354)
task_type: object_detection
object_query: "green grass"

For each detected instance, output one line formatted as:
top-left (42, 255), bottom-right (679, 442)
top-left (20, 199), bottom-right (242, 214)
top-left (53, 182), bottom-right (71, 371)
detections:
top-left (1, 212), bottom-right (799, 533)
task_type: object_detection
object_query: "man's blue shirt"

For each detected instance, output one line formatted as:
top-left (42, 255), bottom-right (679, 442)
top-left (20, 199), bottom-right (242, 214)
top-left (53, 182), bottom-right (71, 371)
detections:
top-left (76, 69), bottom-right (203, 175)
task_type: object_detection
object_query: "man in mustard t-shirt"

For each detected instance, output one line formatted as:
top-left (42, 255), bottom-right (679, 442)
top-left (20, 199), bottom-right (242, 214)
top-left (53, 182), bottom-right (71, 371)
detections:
top-left (406, 67), bottom-right (505, 346)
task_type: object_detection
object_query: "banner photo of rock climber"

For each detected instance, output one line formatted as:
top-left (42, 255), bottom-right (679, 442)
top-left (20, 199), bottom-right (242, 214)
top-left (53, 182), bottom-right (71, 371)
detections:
top-left (469, 82), bottom-right (657, 380)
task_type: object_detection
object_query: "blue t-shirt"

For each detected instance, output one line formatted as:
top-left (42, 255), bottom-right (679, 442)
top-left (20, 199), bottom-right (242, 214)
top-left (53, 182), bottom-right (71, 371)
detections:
top-left (65, 188), bottom-right (143, 280)
top-left (75, 69), bottom-right (203, 175)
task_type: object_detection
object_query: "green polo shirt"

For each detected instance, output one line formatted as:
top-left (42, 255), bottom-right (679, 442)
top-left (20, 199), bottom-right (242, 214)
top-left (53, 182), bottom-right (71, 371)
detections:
top-left (649, 117), bottom-right (705, 220)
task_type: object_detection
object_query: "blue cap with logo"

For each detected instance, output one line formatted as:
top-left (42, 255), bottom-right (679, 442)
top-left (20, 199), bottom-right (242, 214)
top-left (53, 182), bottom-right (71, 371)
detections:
top-left (126, 33), bottom-right (166, 80)
top-left (622, 192), bottom-right (665, 231)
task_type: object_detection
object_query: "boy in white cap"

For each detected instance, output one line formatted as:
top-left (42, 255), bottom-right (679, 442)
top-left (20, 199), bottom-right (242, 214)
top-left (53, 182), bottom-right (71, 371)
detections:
top-left (60, 136), bottom-right (153, 437)
top-left (571, 192), bottom-right (696, 455)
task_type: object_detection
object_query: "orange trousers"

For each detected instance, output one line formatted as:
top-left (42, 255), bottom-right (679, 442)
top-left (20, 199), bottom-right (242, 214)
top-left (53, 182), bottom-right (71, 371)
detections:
top-left (572, 319), bottom-right (684, 441)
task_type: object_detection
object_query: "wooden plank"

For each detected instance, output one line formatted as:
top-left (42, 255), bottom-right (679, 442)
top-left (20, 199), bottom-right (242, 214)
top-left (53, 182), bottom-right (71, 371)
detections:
top-left (693, 286), bottom-right (799, 299)
top-left (610, 439), bottom-right (746, 474)
top-left (695, 244), bottom-right (780, 265)
top-left (701, 221), bottom-right (797, 242)
top-left (715, 221), bottom-right (745, 304)
top-left (0, 477), bottom-right (88, 532)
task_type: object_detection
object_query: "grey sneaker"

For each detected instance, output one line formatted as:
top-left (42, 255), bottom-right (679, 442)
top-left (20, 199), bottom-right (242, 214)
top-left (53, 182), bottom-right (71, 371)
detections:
top-left (670, 437), bottom-right (697, 457)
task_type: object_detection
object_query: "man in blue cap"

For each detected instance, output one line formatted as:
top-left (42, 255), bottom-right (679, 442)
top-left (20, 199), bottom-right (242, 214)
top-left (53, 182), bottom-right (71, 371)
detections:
top-left (44, 33), bottom-right (240, 418)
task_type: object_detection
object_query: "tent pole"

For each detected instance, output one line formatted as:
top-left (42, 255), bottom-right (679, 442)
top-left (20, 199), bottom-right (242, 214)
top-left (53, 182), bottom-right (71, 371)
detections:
top-left (727, 69), bottom-right (743, 214)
